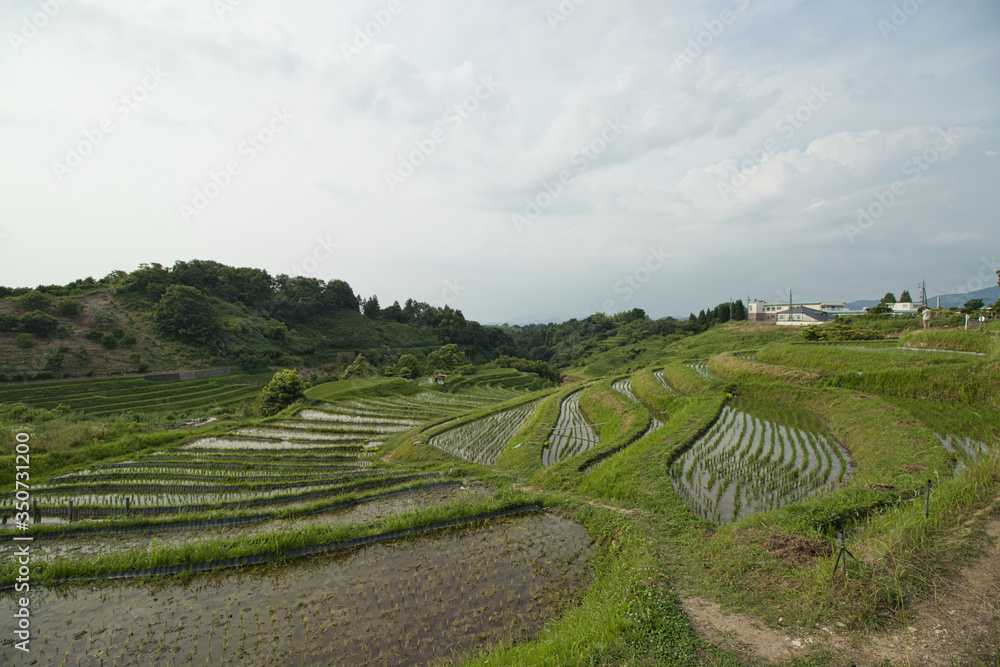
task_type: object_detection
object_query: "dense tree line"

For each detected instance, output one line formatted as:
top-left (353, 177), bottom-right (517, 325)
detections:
top-left (1, 261), bottom-right (748, 373)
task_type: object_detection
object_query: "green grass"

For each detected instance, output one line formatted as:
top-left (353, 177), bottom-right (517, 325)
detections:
top-left (303, 376), bottom-right (417, 401)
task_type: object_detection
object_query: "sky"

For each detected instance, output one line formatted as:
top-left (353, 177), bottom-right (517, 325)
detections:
top-left (1, 0), bottom-right (998, 324)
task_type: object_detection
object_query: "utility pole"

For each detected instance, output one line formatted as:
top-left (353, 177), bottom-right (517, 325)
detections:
top-left (919, 280), bottom-right (928, 308)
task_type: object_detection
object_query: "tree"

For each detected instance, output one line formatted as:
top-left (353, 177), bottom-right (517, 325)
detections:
top-left (263, 318), bottom-right (288, 341)
top-left (898, 290), bottom-right (912, 303)
top-left (100, 334), bottom-right (118, 349)
top-left (18, 311), bottom-right (59, 336)
top-left (253, 369), bottom-right (307, 416)
top-left (880, 292), bottom-right (897, 305)
top-left (868, 302), bottom-right (891, 315)
top-left (154, 285), bottom-right (221, 346)
top-left (0, 313), bottom-right (18, 331)
top-left (56, 299), bottom-right (84, 317)
top-left (961, 298), bottom-right (984, 313)
top-left (425, 344), bottom-right (467, 374)
top-left (732, 300), bottom-right (747, 321)
top-left (339, 353), bottom-right (376, 380)
top-left (362, 295), bottom-right (381, 318)
top-left (18, 291), bottom-right (52, 311)
top-left (384, 353), bottom-right (419, 379)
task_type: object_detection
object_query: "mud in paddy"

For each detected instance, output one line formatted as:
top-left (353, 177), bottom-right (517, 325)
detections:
top-left (1, 512), bottom-right (593, 666)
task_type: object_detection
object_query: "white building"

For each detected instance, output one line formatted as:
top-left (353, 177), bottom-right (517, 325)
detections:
top-left (747, 301), bottom-right (863, 324)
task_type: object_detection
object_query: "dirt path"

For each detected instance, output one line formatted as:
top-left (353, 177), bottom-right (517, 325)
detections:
top-left (681, 518), bottom-right (1000, 666)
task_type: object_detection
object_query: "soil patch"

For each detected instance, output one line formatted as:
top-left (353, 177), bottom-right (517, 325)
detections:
top-left (763, 534), bottom-right (831, 567)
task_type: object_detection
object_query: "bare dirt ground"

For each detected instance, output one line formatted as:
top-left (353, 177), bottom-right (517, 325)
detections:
top-left (681, 518), bottom-right (1000, 666)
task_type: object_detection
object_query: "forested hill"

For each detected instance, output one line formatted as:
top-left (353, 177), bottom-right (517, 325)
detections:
top-left (0, 259), bottom-right (746, 380)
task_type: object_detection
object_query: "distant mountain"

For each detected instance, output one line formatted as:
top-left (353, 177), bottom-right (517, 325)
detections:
top-left (848, 285), bottom-right (998, 311)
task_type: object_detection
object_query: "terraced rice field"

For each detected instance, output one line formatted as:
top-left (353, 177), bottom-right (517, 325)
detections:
top-left (935, 432), bottom-right (990, 475)
top-left (429, 399), bottom-right (542, 465)
top-left (0, 420), bottom-right (428, 523)
top-left (670, 405), bottom-right (851, 523)
top-left (542, 392), bottom-right (600, 467)
top-left (0, 512), bottom-right (593, 666)
top-left (0, 373), bottom-right (272, 416)
top-left (685, 362), bottom-right (717, 380)
top-left (583, 379), bottom-right (666, 474)
top-left (653, 370), bottom-right (674, 391)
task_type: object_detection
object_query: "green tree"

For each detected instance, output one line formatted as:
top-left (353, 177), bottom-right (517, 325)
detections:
top-left (263, 318), bottom-right (288, 341)
top-left (362, 295), bottom-right (381, 318)
top-left (72, 347), bottom-right (91, 365)
top-left (18, 310), bottom-right (60, 336)
top-left (253, 369), bottom-right (307, 416)
top-left (898, 290), bottom-right (912, 303)
top-left (426, 344), bottom-right (467, 374)
top-left (339, 353), bottom-right (376, 380)
top-left (56, 299), bottom-right (84, 317)
top-left (15, 333), bottom-right (35, 349)
top-left (880, 292), bottom-right (897, 304)
top-left (18, 291), bottom-right (52, 311)
top-left (120, 333), bottom-right (137, 346)
top-left (961, 298), bottom-right (984, 313)
top-left (101, 334), bottom-right (118, 349)
top-left (732, 299), bottom-right (747, 321)
top-left (384, 353), bottom-right (419, 379)
top-left (154, 285), bottom-right (221, 346)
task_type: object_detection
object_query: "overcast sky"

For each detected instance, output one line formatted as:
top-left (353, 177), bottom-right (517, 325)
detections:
top-left (1, 0), bottom-right (997, 323)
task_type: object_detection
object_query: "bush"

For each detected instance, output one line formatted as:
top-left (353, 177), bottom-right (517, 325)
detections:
top-left (15, 333), bottom-right (35, 349)
top-left (43, 346), bottom-right (69, 370)
top-left (339, 353), bottom-right (376, 380)
top-left (100, 334), bottom-right (118, 349)
top-left (253, 369), bottom-right (307, 416)
top-left (18, 291), bottom-right (51, 311)
top-left (127, 351), bottom-right (142, 367)
top-left (18, 310), bottom-right (60, 336)
top-left (57, 325), bottom-right (74, 338)
top-left (56, 299), bottom-right (84, 317)
top-left (120, 333), bottom-right (137, 346)
top-left (0, 313), bottom-right (18, 331)
top-left (84, 329), bottom-right (103, 342)
top-left (92, 313), bottom-right (117, 329)
top-left (137, 363), bottom-right (149, 373)
top-left (110, 327), bottom-right (125, 339)
top-left (72, 347), bottom-right (91, 364)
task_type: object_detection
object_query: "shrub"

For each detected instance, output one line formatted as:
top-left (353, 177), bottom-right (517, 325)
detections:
top-left (56, 299), bottom-right (84, 317)
top-left (137, 363), bottom-right (149, 373)
top-left (15, 333), bottom-right (35, 349)
top-left (72, 347), bottom-right (91, 364)
top-left (253, 369), bottom-right (307, 416)
top-left (100, 334), bottom-right (118, 349)
top-left (84, 329), bottom-right (103, 342)
top-left (18, 310), bottom-right (60, 336)
top-left (33, 371), bottom-right (54, 380)
top-left (18, 291), bottom-right (51, 311)
top-left (120, 333), bottom-right (137, 346)
top-left (91, 312), bottom-right (117, 330)
top-left (57, 325), bottom-right (74, 338)
top-left (127, 351), bottom-right (142, 367)
top-left (110, 327), bottom-right (125, 339)
top-left (0, 313), bottom-right (18, 331)
top-left (43, 346), bottom-right (69, 370)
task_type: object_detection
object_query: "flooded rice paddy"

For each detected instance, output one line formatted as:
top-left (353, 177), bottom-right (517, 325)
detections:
top-left (1, 512), bottom-right (593, 666)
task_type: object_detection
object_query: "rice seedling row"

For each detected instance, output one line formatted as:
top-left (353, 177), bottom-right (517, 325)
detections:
top-left (669, 405), bottom-right (852, 523)
top-left (685, 362), bottom-right (717, 379)
top-left (542, 392), bottom-right (600, 467)
top-left (429, 399), bottom-right (542, 465)
top-left (7, 473), bottom-right (440, 520)
top-left (652, 369), bottom-right (674, 392)
top-left (934, 432), bottom-right (991, 476)
top-left (24, 483), bottom-right (495, 562)
top-left (0, 512), bottom-right (592, 666)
